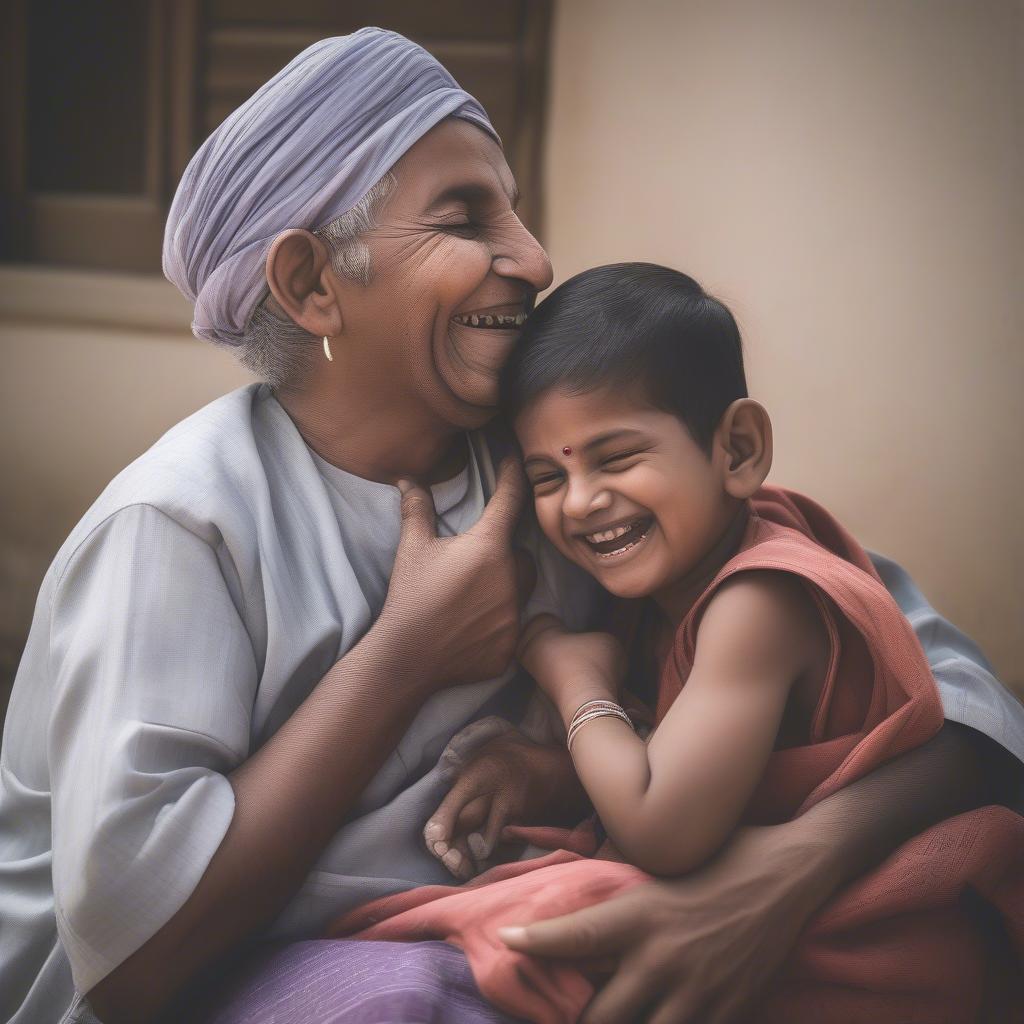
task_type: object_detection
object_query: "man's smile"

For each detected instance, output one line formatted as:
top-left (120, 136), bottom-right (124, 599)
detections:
top-left (451, 311), bottom-right (526, 328)
top-left (450, 301), bottom-right (531, 329)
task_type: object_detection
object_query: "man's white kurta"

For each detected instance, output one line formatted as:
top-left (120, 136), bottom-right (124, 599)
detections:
top-left (0, 384), bottom-right (1020, 1024)
top-left (0, 385), bottom-right (586, 1022)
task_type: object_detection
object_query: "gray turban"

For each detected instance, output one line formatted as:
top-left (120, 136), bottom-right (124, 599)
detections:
top-left (163, 28), bottom-right (498, 347)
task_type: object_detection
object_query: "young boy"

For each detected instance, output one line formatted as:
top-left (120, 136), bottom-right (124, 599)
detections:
top-left (331, 264), bottom-right (1023, 1024)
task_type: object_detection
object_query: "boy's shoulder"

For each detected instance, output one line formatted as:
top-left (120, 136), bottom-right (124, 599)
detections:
top-left (693, 568), bottom-right (826, 681)
top-left (678, 486), bottom-right (884, 665)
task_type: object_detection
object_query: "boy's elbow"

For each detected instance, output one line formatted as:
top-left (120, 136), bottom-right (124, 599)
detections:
top-left (633, 845), bottom-right (710, 878)
top-left (614, 825), bottom-right (720, 878)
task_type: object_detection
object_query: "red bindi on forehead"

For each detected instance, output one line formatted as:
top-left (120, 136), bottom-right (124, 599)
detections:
top-left (562, 446), bottom-right (573, 456)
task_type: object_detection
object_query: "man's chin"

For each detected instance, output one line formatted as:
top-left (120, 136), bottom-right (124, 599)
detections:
top-left (441, 370), bottom-right (503, 419)
top-left (444, 328), bottom-right (519, 399)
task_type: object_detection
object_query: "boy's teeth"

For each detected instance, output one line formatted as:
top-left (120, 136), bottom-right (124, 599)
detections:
top-left (587, 523), bottom-right (634, 543)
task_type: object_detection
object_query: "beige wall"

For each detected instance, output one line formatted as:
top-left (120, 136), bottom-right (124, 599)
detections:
top-left (545, 0), bottom-right (1023, 687)
top-left (0, 269), bottom-right (249, 693)
top-left (0, 0), bottom-right (1020, 693)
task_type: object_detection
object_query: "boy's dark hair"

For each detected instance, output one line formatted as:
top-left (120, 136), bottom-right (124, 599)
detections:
top-left (502, 263), bottom-right (747, 452)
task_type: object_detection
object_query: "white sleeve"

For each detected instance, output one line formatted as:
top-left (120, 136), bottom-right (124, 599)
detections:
top-left (870, 551), bottom-right (1024, 764)
top-left (48, 504), bottom-right (258, 994)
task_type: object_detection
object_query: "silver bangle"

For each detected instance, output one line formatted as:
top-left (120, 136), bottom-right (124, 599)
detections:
top-left (566, 699), bottom-right (634, 753)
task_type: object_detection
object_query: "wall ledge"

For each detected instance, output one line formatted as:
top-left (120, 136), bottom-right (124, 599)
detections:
top-left (0, 264), bottom-right (194, 335)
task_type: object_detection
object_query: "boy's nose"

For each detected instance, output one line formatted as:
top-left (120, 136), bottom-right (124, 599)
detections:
top-left (562, 479), bottom-right (612, 521)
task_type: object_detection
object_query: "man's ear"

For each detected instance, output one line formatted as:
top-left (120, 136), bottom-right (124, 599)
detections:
top-left (714, 399), bottom-right (773, 499)
top-left (265, 229), bottom-right (344, 338)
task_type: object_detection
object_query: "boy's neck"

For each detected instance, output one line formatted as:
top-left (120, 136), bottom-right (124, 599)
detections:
top-left (653, 502), bottom-right (751, 626)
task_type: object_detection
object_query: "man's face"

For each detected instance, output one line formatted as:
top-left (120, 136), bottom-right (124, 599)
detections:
top-left (339, 118), bottom-right (553, 430)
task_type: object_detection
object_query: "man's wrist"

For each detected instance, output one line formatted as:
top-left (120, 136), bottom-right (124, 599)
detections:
top-left (350, 614), bottom-right (438, 699)
top-left (724, 822), bottom-right (845, 925)
top-left (777, 797), bottom-right (869, 898)
top-left (793, 823), bottom-right (847, 896)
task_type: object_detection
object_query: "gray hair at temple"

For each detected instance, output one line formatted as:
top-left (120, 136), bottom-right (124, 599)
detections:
top-left (240, 171), bottom-right (396, 388)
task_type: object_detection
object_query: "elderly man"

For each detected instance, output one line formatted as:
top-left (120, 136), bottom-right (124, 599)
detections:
top-left (1, 29), bottom-right (1020, 1024)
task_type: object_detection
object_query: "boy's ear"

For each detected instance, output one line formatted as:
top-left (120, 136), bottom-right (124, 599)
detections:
top-left (265, 228), bottom-right (344, 338)
top-left (715, 399), bottom-right (773, 499)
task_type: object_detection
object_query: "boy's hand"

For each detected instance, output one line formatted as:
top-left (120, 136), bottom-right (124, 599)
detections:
top-left (424, 731), bottom-right (587, 881)
top-left (518, 615), bottom-right (627, 720)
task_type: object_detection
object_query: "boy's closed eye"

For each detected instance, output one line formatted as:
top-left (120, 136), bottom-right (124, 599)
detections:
top-left (528, 470), bottom-right (563, 494)
top-left (527, 449), bottom-right (647, 491)
top-left (599, 449), bottom-right (646, 470)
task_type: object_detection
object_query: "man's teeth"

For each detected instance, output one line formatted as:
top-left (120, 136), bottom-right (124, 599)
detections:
top-left (452, 312), bottom-right (526, 328)
top-left (586, 522), bottom-right (637, 543)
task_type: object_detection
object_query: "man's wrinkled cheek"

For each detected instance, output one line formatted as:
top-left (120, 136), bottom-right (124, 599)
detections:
top-left (425, 242), bottom-right (487, 278)
top-left (371, 231), bottom-right (443, 274)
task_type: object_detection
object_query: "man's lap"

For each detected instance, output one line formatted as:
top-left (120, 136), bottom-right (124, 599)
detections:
top-left (194, 939), bottom-right (519, 1023)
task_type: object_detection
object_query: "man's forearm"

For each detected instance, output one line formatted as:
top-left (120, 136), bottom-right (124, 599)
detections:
top-left (785, 721), bottom-right (998, 899)
top-left (88, 622), bottom-right (427, 1024)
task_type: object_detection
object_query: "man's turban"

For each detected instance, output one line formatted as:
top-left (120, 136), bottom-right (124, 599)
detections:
top-left (163, 28), bottom-right (497, 347)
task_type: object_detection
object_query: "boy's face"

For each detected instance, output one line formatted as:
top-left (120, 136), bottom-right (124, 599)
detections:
top-left (516, 385), bottom-right (736, 601)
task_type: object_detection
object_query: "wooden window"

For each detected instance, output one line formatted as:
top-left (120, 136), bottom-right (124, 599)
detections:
top-left (1, 0), bottom-right (200, 273)
top-left (1, 0), bottom-right (551, 275)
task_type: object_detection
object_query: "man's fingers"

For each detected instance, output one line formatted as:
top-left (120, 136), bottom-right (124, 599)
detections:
top-left (647, 988), bottom-right (703, 1024)
top-left (699, 988), bottom-right (748, 1024)
top-left (473, 458), bottom-right (525, 542)
top-left (396, 479), bottom-right (437, 548)
top-left (578, 956), bottom-right (618, 977)
top-left (424, 772), bottom-right (486, 854)
top-left (498, 897), bottom-right (637, 959)
top-left (454, 793), bottom-right (491, 838)
top-left (581, 953), bottom-right (663, 1024)
top-left (513, 549), bottom-right (537, 610)
top-left (475, 793), bottom-right (512, 860)
top-left (436, 834), bottom-right (475, 881)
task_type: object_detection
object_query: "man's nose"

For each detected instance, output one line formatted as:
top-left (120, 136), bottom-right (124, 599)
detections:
top-left (493, 216), bottom-right (553, 292)
top-left (562, 476), bottom-right (612, 521)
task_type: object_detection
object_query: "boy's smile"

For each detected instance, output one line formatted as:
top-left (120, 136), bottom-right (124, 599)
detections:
top-left (579, 512), bottom-right (654, 559)
top-left (516, 384), bottom-right (740, 606)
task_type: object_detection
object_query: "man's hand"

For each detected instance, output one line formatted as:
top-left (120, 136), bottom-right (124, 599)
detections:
top-left (499, 823), bottom-right (829, 1024)
top-left (424, 731), bottom-right (589, 881)
top-left (378, 458), bottom-right (530, 694)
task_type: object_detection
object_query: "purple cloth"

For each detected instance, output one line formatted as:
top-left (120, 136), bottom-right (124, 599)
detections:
top-left (162, 27), bottom-right (497, 348)
top-left (194, 940), bottom-right (522, 1023)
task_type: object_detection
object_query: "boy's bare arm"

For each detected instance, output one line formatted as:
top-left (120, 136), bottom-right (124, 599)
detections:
top-left (526, 573), bottom-right (822, 877)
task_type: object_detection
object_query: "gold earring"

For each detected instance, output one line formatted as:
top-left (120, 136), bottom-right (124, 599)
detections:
top-left (323, 336), bottom-right (334, 362)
